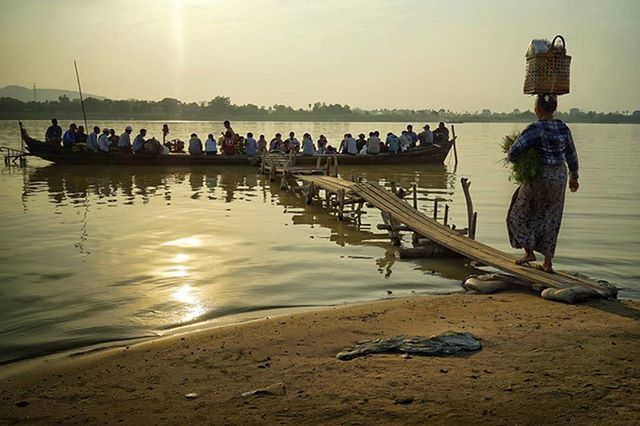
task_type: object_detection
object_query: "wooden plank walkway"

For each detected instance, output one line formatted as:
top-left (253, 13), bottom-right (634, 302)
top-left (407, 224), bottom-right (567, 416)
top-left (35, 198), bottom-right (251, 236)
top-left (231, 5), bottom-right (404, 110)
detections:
top-left (291, 173), bottom-right (617, 298)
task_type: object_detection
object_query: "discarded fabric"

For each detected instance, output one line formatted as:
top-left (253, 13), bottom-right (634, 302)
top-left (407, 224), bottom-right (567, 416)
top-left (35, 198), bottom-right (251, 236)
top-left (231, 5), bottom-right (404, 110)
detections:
top-left (336, 331), bottom-right (481, 361)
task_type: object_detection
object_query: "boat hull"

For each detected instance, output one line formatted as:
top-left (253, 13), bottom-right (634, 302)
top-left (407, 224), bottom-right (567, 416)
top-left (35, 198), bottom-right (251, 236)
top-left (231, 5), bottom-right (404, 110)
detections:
top-left (22, 129), bottom-right (454, 167)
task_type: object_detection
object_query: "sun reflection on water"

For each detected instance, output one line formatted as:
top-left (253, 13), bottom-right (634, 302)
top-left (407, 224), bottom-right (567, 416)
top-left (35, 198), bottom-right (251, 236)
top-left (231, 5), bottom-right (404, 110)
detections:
top-left (172, 285), bottom-right (207, 323)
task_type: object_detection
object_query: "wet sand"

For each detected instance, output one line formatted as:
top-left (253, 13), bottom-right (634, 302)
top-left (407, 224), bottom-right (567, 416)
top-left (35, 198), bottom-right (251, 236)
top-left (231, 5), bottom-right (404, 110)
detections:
top-left (1, 291), bottom-right (639, 424)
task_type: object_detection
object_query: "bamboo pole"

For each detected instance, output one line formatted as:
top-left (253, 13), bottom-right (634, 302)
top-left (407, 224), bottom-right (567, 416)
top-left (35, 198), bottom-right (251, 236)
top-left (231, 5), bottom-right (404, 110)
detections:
top-left (73, 60), bottom-right (88, 131)
top-left (451, 124), bottom-right (458, 165)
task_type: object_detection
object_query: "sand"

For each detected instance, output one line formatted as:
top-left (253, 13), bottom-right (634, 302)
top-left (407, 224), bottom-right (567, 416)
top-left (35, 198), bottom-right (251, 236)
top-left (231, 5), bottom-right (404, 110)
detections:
top-left (1, 291), bottom-right (639, 425)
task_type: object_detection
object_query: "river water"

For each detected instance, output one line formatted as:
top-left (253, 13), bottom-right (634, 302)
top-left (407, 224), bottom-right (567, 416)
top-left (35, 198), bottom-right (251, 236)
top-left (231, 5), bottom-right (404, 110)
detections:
top-left (0, 120), bottom-right (638, 364)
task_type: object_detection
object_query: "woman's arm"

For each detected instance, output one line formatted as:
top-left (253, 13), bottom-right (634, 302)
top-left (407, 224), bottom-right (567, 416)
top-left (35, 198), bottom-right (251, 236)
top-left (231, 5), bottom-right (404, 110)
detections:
top-left (507, 123), bottom-right (540, 162)
top-left (564, 128), bottom-right (579, 180)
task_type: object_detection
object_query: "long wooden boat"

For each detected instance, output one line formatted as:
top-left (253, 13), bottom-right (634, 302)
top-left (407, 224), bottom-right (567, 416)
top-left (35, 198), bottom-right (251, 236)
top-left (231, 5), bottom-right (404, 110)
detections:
top-left (21, 125), bottom-right (454, 166)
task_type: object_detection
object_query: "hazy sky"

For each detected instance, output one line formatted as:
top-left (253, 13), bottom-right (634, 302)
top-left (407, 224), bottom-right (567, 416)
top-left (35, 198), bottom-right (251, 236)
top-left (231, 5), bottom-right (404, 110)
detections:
top-left (0, 0), bottom-right (638, 112)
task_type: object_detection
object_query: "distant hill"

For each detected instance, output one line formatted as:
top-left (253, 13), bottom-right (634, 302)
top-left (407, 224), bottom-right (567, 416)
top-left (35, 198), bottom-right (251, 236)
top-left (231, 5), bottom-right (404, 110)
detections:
top-left (0, 85), bottom-right (106, 102)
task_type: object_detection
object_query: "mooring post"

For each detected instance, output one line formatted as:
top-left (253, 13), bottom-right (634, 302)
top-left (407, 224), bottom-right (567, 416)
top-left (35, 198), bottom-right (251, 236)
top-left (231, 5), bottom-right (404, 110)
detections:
top-left (470, 212), bottom-right (478, 240)
top-left (460, 178), bottom-right (474, 235)
top-left (433, 199), bottom-right (439, 220)
top-left (337, 189), bottom-right (345, 221)
top-left (412, 183), bottom-right (418, 209)
top-left (444, 204), bottom-right (450, 226)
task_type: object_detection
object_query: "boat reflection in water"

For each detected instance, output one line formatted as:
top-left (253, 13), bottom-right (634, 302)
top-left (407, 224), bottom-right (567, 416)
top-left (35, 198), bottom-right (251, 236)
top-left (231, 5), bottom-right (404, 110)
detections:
top-left (24, 163), bottom-right (474, 281)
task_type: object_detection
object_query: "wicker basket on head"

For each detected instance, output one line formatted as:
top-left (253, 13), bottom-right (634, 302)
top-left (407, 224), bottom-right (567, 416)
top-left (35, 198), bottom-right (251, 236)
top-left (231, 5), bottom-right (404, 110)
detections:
top-left (523, 35), bottom-right (571, 95)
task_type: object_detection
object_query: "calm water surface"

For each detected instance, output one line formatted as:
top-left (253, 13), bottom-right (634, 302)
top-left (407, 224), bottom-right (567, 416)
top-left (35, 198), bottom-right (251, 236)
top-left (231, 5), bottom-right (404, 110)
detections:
top-left (0, 120), bottom-right (638, 363)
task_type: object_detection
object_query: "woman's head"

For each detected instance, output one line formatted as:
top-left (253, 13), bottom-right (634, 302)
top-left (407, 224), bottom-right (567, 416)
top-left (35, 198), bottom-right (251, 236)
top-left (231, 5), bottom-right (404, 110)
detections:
top-left (535, 94), bottom-right (558, 118)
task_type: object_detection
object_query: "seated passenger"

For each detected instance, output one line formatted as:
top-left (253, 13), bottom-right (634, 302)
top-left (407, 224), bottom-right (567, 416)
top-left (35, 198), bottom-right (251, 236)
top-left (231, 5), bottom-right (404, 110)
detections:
top-left (343, 133), bottom-right (358, 155)
top-left (222, 130), bottom-right (236, 155)
top-left (188, 133), bottom-right (203, 156)
top-left (86, 126), bottom-right (100, 152)
top-left (285, 132), bottom-right (300, 153)
top-left (118, 126), bottom-right (133, 153)
top-left (406, 124), bottom-right (418, 147)
top-left (77, 126), bottom-right (88, 143)
top-left (433, 122), bottom-right (450, 143)
top-left (257, 135), bottom-right (267, 153)
top-left (98, 128), bottom-right (111, 153)
top-left (108, 129), bottom-right (119, 147)
top-left (205, 133), bottom-right (217, 155)
top-left (325, 145), bottom-right (337, 155)
top-left (301, 133), bottom-right (315, 156)
top-left (356, 134), bottom-right (367, 151)
top-left (62, 123), bottom-right (78, 150)
top-left (45, 118), bottom-right (63, 144)
top-left (366, 131), bottom-right (381, 154)
top-left (144, 138), bottom-right (162, 154)
top-left (399, 131), bottom-right (412, 152)
top-left (245, 132), bottom-right (257, 157)
top-left (386, 132), bottom-right (400, 153)
top-left (132, 129), bottom-right (147, 154)
top-left (317, 135), bottom-right (328, 154)
top-left (418, 124), bottom-right (434, 146)
top-left (269, 133), bottom-right (283, 152)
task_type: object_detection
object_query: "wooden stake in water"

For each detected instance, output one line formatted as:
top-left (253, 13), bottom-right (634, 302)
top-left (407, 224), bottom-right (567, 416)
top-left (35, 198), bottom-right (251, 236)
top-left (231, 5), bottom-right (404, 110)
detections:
top-left (74, 61), bottom-right (88, 131)
top-left (451, 125), bottom-right (458, 165)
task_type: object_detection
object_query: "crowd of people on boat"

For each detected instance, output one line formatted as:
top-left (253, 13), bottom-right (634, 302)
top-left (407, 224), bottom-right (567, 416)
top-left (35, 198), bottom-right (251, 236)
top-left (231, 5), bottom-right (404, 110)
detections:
top-left (43, 119), bottom-right (451, 157)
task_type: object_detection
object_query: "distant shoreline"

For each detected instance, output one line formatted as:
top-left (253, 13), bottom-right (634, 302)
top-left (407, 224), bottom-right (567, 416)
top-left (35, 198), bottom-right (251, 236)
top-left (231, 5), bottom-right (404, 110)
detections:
top-left (3, 116), bottom-right (639, 125)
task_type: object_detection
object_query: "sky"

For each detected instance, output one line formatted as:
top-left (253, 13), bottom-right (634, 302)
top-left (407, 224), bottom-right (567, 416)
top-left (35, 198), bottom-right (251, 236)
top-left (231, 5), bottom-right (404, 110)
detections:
top-left (0, 0), bottom-right (638, 113)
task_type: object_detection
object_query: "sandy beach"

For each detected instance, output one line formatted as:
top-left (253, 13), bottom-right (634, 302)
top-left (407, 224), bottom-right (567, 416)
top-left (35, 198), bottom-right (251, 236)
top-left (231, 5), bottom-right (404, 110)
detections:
top-left (1, 291), bottom-right (639, 425)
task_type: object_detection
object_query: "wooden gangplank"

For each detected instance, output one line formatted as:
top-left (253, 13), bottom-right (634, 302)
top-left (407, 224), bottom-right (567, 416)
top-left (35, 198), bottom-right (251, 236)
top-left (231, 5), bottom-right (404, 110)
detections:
top-left (289, 175), bottom-right (616, 297)
top-left (350, 182), bottom-right (616, 297)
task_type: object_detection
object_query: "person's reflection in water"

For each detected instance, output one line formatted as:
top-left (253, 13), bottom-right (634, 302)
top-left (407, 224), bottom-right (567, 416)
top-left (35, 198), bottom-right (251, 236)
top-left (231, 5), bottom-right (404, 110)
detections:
top-left (133, 172), bottom-right (165, 204)
top-left (219, 170), bottom-right (242, 203)
top-left (189, 171), bottom-right (205, 200)
top-left (376, 247), bottom-right (397, 278)
top-left (204, 172), bottom-right (218, 200)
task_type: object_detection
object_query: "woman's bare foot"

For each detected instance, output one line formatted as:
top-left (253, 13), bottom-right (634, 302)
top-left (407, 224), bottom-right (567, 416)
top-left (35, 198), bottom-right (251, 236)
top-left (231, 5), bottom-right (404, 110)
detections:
top-left (515, 250), bottom-right (536, 265)
top-left (541, 258), bottom-right (554, 273)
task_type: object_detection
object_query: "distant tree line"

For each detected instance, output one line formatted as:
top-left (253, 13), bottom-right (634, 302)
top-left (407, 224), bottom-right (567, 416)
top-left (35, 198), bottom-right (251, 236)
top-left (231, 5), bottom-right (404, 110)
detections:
top-left (0, 95), bottom-right (638, 124)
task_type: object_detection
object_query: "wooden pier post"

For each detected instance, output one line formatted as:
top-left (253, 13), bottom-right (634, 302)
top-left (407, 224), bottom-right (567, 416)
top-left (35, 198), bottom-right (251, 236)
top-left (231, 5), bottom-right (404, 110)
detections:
top-left (460, 178), bottom-right (474, 236)
top-left (337, 189), bottom-right (345, 221)
top-left (444, 204), bottom-right (450, 226)
top-left (412, 183), bottom-right (417, 209)
top-left (433, 199), bottom-right (439, 220)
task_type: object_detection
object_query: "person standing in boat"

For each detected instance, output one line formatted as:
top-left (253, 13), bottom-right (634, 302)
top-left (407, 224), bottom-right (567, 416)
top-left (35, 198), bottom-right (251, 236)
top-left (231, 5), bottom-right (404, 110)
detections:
top-left (188, 133), bottom-right (203, 156)
top-left (45, 118), bottom-right (62, 145)
top-left (118, 126), bottom-right (133, 153)
top-left (98, 128), bottom-right (111, 153)
top-left (506, 94), bottom-right (580, 273)
top-left (223, 121), bottom-right (236, 141)
top-left (86, 126), bottom-right (100, 152)
top-left (62, 123), bottom-right (78, 150)
top-left (205, 134), bottom-right (217, 156)
top-left (132, 129), bottom-right (147, 154)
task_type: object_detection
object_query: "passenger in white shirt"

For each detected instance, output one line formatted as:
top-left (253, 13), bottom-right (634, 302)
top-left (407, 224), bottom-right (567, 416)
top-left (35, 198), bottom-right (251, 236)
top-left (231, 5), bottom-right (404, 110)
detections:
top-left (86, 126), bottom-right (100, 152)
top-left (118, 126), bottom-right (133, 153)
top-left (205, 133), bottom-right (217, 155)
top-left (399, 131), bottom-right (412, 152)
top-left (98, 128), bottom-right (111, 152)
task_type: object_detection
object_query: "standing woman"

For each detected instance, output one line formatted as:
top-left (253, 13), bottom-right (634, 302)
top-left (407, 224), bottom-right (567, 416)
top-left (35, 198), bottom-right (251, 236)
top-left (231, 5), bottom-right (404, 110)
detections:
top-left (506, 94), bottom-right (579, 273)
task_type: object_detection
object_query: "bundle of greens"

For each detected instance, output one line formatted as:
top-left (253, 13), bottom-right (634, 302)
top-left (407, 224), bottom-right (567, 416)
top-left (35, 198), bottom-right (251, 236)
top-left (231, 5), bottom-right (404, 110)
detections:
top-left (501, 132), bottom-right (543, 184)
